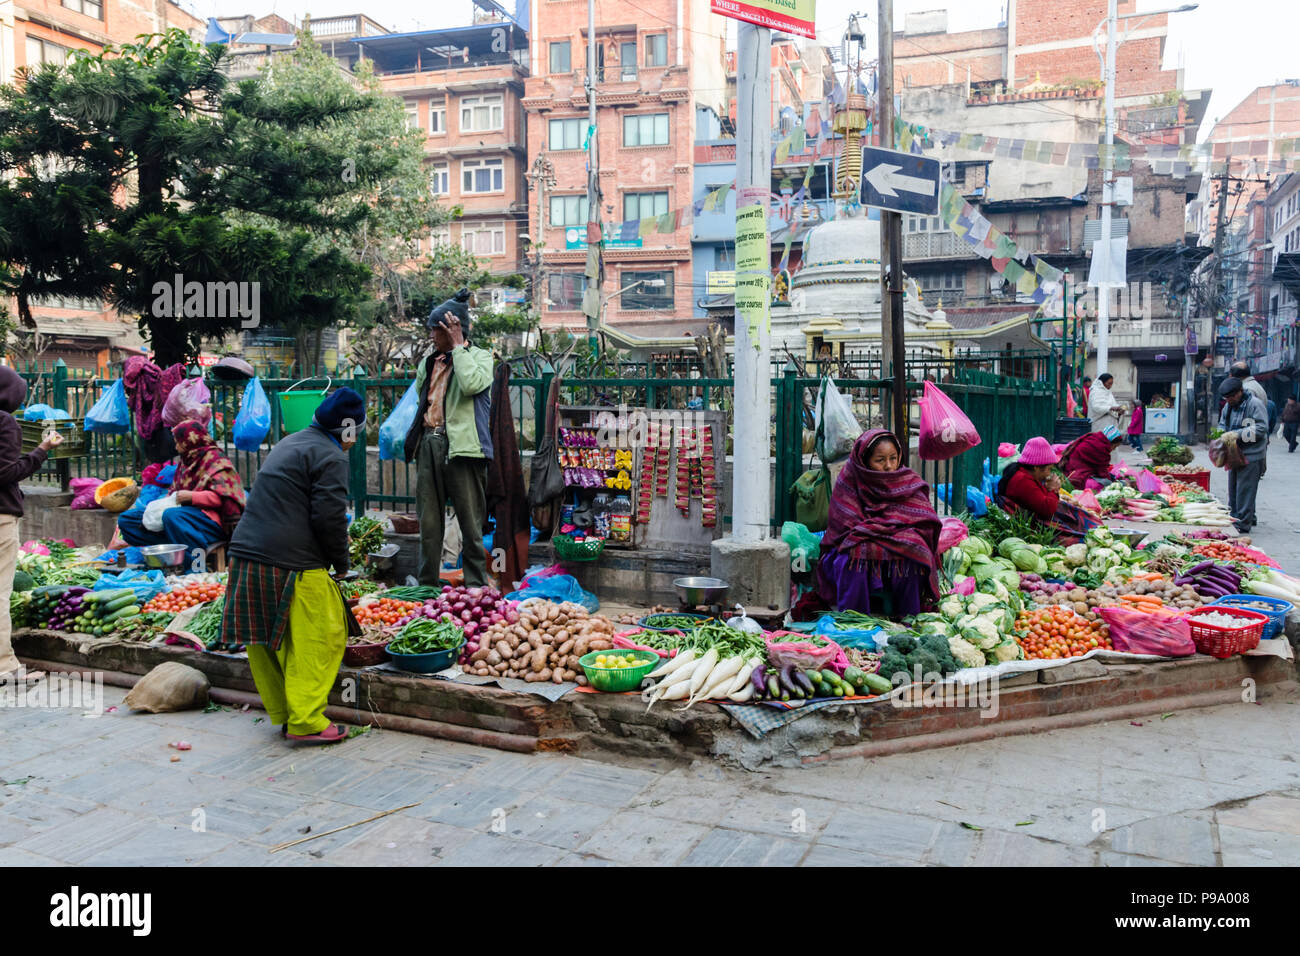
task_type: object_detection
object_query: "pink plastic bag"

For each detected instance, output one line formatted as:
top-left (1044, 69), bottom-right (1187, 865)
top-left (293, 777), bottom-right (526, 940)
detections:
top-left (764, 631), bottom-right (843, 671)
top-left (70, 476), bottom-right (105, 510)
top-left (917, 381), bottom-right (980, 461)
top-left (1134, 470), bottom-right (1171, 495)
top-left (997, 442), bottom-right (1018, 458)
top-left (162, 378), bottom-right (212, 428)
top-left (1098, 607), bottom-right (1195, 657)
top-left (1074, 489), bottom-right (1101, 513)
top-left (938, 516), bottom-right (968, 553)
top-left (950, 576), bottom-right (976, 596)
top-left (1065, 386), bottom-right (1077, 418)
top-left (612, 629), bottom-right (671, 658)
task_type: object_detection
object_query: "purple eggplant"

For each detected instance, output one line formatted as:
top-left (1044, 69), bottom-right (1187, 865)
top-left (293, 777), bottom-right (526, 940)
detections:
top-left (1185, 560), bottom-right (1216, 575)
top-left (779, 663), bottom-right (802, 698)
top-left (792, 668), bottom-right (815, 696)
top-left (750, 665), bottom-right (767, 696)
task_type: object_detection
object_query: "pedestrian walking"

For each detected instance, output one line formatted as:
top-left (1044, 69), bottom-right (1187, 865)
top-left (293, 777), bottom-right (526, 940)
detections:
top-left (1217, 377), bottom-right (1268, 534)
top-left (403, 289), bottom-right (495, 587)
top-left (1127, 401), bottom-right (1144, 453)
top-left (1282, 397), bottom-right (1300, 453)
top-left (0, 367), bottom-right (62, 682)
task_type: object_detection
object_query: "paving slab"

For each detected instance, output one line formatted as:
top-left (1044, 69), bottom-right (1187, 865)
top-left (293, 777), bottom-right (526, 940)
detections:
top-left (680, 827), bottom-right (809, 866)
top-left (575, 809), bottom-right (711, 865)
top-left (1104, 810), bottom-right (1219, 866)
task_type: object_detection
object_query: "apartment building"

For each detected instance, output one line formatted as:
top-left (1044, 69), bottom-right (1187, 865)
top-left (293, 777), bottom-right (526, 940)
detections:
top-left (521, 0), bottom-right (725, 333)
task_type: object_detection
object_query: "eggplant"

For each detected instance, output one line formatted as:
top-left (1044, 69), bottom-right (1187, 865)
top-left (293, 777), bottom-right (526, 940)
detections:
top-left (779, 663), bottom-right (801, 697)
top-left (750, 665), bottom-right (767, 696)
top-left (1185, 560), bottom-right (1216, 575)
top-left (792, 669), bottom-right (815, 696)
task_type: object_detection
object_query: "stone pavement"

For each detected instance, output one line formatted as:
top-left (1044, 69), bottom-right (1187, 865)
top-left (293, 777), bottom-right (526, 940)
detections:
top-left (3, 682), bottom-right (1297, 866)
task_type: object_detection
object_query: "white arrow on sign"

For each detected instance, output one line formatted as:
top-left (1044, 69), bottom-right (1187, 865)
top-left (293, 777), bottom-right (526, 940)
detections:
top-left (865, 162), bottom-right (936, 199)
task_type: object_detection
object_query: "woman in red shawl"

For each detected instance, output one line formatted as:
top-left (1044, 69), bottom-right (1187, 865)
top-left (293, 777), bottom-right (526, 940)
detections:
top-left (117, 421), bottom-right (246, 553)
top-left (816, 429), bottom-right (942, 618)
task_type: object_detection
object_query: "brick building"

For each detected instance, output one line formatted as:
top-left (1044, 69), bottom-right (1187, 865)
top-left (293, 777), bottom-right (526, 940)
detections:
top-left (521, 0), bottom-right (725, 333)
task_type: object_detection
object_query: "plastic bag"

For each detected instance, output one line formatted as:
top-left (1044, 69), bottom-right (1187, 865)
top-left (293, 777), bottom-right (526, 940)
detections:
top-left (997, 442), bottom-right (1018, 458)
top-left (938, 516), bottom-right (968, 553)
top-left (378, 379), bottom-right (419, 461)
top-left (70, 476), bottom-right (104, 510)
top-left (83, 379), bottom-right (132, 434)
top-left (1097, 606), bottom-right (1195, 656)
top-left (94, 569), bottom-right (169, 603)
top-left (918, 381), bottom-right (981, 461)
top-left (814, 378), bottom-right (862, 463)
top-left (232, 377), bottom-right (271, 452)
top-left (506, 572), bottom-right (598, 613)
top-left (162, 377), bottom-right (211, 428)
top-left (811, 615), bottom-right (883, 651)
top-left (123, 662), bottom-right (210, 713)
top-left (790, 466), bottom-right (831, 532)
top-left (143, 493), bottom-right (180, 532)
top-left (1208, 435), bottom-right (1246, 470)
top-left (1073, 489), bottom-right (1101, 514)
top-left (764, 631), bottom-right (842, 671)
top-left (781, 520), bottom-right (821, 569)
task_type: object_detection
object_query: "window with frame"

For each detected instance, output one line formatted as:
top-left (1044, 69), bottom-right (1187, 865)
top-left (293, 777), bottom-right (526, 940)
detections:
top-left (460, 94), bottom-right (504, 132)
top-left (623, 113), bottom-right (669, 147)
top-left (430, 164), bottom-right (449, 196)
top-left (644, 33), bottom-right (667, 67)
top-left (461, 222), bottom-right (506, 256)
top-left (549, 195), bottom-right (589, 226)
top-left (462, 158), bottom-right (504, 193)
top-left (429, 101), bottom-right (446, 133)
top-left (623, 190), bottom-right (668, 221)
top-left (547, 272), bottom-right (587, 310)
top-left (549, 40), bottom-right (571, 74)
top-left (33, 292), bottom-right (101, 311)
top-left (620, 271), bottom-right (673, 310)
top-left (26, 37), bottom-right (69, 66)
top-left (403, 100), bottom-right (420, 131)
top-left (619, 41), bottom-right (637, 80)
top-left (62, 0), bottom-right (102, 18)
top-left (430, 225), bottom-right (451, 247)
top-left (548, 118), bottom-right (583, 150)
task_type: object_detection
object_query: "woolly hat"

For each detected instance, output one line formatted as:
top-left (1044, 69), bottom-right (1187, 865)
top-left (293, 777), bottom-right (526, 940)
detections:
top-left (312, 387), bottom-right (367, 436)
top-left (1018, 436), bottom-right (1060, 466)
top-left (425, 288), bottom-right (472, 338)
top-left (1102, 424), bottom-right (1122, 441)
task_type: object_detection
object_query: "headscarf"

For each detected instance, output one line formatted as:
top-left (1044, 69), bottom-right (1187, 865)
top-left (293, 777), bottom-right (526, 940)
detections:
top-left (171, 420), bottom-right (246, 533)
top-left (822, 429), bottom-right (942, 594)
top-left (123, 356), bottom-right (185, 440)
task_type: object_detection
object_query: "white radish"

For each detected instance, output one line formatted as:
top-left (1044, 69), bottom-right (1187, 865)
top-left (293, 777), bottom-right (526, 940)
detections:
top-left (727, 683), bottom-right (755, 702)
top-left (687, 647), bottom-right (718, 696)
top-left (722, 656), bottom-right (762, 697)
top-left (656, 656), bottom-right (703, 690)
top-left (686, 655), bottom-right (746, 707)
top-left (657, 681), bottom-right (691, 701)
top-left (647, 647), bottom-right (694, 680)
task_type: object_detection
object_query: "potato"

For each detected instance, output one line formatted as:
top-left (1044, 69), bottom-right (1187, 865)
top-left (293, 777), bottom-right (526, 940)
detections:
top-left (524, 672), bottom-right (542, 682)
top-left (554, 629), bottom-right (569, 644)
top-left (486, 649), bottom-right (502, 666)
top-left (470, 647), bottom-right (491, 663)
top-left (573, 637), bottom-right (590, 657)
top-left (588, 639), bottom-right (613, 651)
top-left (557, 638), bottom-right (575, 656)
top-left (474, 665), bottom-right (490, 676)
top-left (575, 674), bottom-right (588, 686)
top-left (1073, 601), bottom-right (1089, 615)
top-left (551, 669), bottom-right (564, 684)
top-left (531, 650), bottom-right (547, 674)
top-left (490, 662), bottom-right (506, 675)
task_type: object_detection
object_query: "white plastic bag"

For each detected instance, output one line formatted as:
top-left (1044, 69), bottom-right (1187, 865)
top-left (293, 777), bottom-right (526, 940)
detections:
top-left (143, 493), bottom-right (180, 532)
top-left (814, 378), bottom-right (862, 463)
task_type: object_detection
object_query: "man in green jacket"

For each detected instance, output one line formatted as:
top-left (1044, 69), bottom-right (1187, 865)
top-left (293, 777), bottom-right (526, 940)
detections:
top-left (404, 289), bottom-right (495, 586)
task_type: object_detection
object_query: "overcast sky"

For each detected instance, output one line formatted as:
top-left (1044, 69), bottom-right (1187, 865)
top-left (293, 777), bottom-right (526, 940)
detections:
top-left (189, 0), bottom-right (1295, 139)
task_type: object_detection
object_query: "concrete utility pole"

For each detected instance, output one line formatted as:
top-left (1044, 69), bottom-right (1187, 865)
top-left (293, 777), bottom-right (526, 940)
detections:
top-left (584, 0), bottom-right (603, 352)
top-left (710, 21), bottom-right (789, 613)
top-left (1211, 164), bottom-right (1231, 364)
top-left (877, 0), bottom-right (907, 458)
top-left (1096, 0), bottom-right (1117, 377)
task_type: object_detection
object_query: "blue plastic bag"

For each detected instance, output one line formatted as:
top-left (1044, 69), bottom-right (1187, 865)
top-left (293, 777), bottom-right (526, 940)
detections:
top-left (379, 380), bottom-right (419, 461)
top-left (23, 404), bottom-right (55, 420)
top-left (83, 379), bottom-right (131, 434)
top-left (232, 377), bottom-right (271, 452)
top-left (93, 569), bottom-right (168, 602)
top-left (811, 614), bottom-right (883, 650)
top-left (506, 572), bottom-right (599, 613)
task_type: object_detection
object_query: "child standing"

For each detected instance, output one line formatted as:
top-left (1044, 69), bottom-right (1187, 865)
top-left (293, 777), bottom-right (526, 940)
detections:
top-left (0, 366), bottom-right (63, 681)
top-left (1127, 401), bottom-right (1145, 454)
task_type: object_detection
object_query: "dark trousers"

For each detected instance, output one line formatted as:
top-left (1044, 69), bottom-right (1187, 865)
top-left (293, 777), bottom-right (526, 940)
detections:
top-left (1227, 461), bottom-right (1262, 530)
top-left (415, 429), bottom-right (488, 587)
top-left (118, 506), bottom-right (226, 554)
top-left (1285, 421), bottom-right (1298, 452)
top-left (1127, 433), bottom-right (1143, 453)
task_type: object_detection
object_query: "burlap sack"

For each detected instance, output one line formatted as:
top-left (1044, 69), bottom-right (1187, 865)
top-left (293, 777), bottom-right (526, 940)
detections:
top-left (123, 662), bottom-right (210, 713)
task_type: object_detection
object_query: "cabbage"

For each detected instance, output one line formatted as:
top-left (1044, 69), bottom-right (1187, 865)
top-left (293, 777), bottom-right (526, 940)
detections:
top-left (1010, 549), bottom-right (1042, 572)
top-left (994, 567), bottom-right (1023, 589)
top-left (962, 535), bottom-right (993, 557)
top-left (971, 558), bottom-right (1000, 584)
top-left (997, 537), bottom-right (1027, 560)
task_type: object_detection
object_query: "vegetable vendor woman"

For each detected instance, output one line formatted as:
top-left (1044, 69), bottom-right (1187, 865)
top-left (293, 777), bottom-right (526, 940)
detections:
top-left (996, 437), bottom-right (1099, 544)
top-left (219, 388), bottom-right (364, 746)
top-left (816, 429), bottom-right (942, 618)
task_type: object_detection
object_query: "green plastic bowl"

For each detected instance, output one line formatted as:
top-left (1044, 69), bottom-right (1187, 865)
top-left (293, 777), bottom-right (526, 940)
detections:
top-left (578, 647), bottom-right (660, 692)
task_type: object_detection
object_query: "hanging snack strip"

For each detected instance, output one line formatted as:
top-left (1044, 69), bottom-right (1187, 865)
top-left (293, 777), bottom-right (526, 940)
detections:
top-left (700, 425), bottom-right (717, 528)
top-left (637, 422), bottom-right (659, 524)
top-left (688, 428), bottom-right (703, 502)
top-left (675, 425), bottom-right (693, 515)
top-left (655, 422), bottom-right (672, 500)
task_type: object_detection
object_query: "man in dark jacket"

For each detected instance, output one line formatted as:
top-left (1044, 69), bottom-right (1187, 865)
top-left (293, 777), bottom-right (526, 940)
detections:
top-left (0, 367), bottom-right (62, 680)
top-left (1218, 377), bottom-right (1268, 533)
top-left (222, 388), bottom-right (363, 745)
top-left (404, 289), bottom-right (494, 587)
top-left (1282, 397), bottom-right (1300, 453)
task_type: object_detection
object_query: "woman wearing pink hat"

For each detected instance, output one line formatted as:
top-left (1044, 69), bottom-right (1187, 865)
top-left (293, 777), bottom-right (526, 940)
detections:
top-left (996, 437), bottom-right (1099, 543)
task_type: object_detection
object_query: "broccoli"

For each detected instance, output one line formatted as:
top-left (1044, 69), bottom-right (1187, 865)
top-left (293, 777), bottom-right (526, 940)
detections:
top-left (917, 635), bottom-right (960, 676)
top-left (877, 650), bottom-right (910, 683)
top-left (889, 634), bottom-right (918, 656)
top-left (908, 649), bottom-right (943, 679)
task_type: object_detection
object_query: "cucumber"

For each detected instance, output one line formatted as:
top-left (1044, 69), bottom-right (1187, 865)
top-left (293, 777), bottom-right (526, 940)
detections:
top-left (861, 672), bottom-right (893, 695)
top-left (102, 605), bottom-right (141, 623)
top-left (806, 669), bottom-right (824, 685)
top-left (86, 588), bottom-right (135, 604)
top-left (101, 594), bottom-right (138, 615)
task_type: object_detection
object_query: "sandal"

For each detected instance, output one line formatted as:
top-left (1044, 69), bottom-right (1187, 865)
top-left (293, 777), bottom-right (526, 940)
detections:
top-left (1, 668), bottom-right (45, 682)
top-left (286, 723), bottom-right (350, 745)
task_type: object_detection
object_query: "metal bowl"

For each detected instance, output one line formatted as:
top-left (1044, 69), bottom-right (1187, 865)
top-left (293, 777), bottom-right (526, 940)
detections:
top-left (1108, 528), bottom-right (1149, 548)
top-left (365, 543), bottom-right (400, 570)
top-left (673, 576), bottom-right (730, 607)
top-left (141, 543), bottom-right (188, 569)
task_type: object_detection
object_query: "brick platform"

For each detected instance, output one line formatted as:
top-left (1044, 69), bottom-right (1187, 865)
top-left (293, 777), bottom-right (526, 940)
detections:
top-left (13, 628), bottom-right (1297, 770)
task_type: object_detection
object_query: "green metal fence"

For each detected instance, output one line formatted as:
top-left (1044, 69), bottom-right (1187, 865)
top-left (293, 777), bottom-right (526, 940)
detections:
top-left (15, 356), bottom-right (1055, 524)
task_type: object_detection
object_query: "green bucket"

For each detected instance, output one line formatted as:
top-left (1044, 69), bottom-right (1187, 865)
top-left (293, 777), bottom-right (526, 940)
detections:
top-left (279, 377), bottom-right (331, 434)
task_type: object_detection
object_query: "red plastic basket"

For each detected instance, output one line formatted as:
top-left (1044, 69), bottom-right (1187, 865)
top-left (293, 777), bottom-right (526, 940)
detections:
top-left (1153, 468), bottom-right (1210, 491)
top-left (1183, 606), bottom-right (1267, 658)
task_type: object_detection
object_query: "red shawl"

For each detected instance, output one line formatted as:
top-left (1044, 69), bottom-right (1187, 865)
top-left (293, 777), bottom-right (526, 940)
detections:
top-left (123, 357), bottom-right (184, 441)
top-left (171, 421), bottom-right (246, 534)
top-left (822, 429), bottom-right (942, 583)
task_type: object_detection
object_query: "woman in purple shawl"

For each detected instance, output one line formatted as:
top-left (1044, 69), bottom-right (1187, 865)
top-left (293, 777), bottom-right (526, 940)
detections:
top-left (816, 429), bottom-right (942, 618)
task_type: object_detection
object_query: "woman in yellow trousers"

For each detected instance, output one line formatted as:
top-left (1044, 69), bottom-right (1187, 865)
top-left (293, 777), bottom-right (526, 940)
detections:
top-left (220, 388), bottom-right (365, 745)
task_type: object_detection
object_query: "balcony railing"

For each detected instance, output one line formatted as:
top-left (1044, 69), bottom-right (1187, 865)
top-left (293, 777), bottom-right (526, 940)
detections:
top-left (903, 231), bottom-right (978, 260)
top-left (1083, 317), bottom-right (1209, 349)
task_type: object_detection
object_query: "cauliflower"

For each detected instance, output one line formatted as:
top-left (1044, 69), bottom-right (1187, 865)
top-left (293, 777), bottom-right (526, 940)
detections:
top-left (988, 639), bottom-right (1025, 663)
top-left (948, 635), bottom-right (985, 668)
top-left (1064, 544), bottom-right (1088, 567)
top-left (1087, 547), bottom-right (1118, 573)
top-left (939, 597), bottom-right (966, 619)
top-left (963, 616), bottom-right (1002, 649)
top-left (968, 592), bottom-right (999, 610)
top-left (1112, 541), bottom-right (1132, 558)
